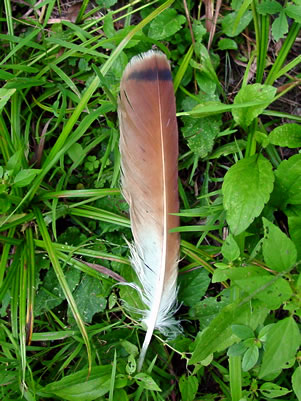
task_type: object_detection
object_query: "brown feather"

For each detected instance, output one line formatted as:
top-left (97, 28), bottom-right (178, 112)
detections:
top-left (118, 51), bottom-right (180, 369)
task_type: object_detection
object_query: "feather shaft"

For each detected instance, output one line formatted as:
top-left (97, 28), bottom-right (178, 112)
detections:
top-left (118, 51), bottom-right (180, 370)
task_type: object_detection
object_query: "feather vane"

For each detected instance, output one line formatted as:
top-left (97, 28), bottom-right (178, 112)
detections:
top-left (118, 51), bottom-right (180, 370)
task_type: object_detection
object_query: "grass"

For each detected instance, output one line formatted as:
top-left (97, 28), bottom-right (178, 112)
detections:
top-left (0, 0), bottom-right (300, 400)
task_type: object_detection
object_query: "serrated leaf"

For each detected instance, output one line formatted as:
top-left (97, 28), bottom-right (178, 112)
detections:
top-left (182, 115), bottom-right (222, 158)
top-left (269, 123), bottom-right (301, 148)
top-left (285, 5), bottom-right (301, 23)
top-left (179, 375), bottom-right (199, 401)
top-left (178, 268), bottom-right (210, 307)
top-left (222, 11), bottom-right (253, 37)
top-left (68, 275), bottom-right (106, 324)
top-left (292, 366), bottom-right (301, 401)
top-left (192, 20), bottom-right (207, 42)
top-left (222, 155), bottom-right (274, 235)
top-left (275, 153), bottom-right (301, 207)
top-left (232, 84), bottom-right (277, 129)
top-left (242, 345), bottom-right (259, 371)
top-left (257, 0), bottom-right (282, 15)
top-left (148, 9), bottom-right (186, 40)
top-left (272, 11), bottom-right (288, 41)
top-left (222, 234), bottom-right (240, 261)
top-left (262, 218), bottom-right (297, 272)
top-left (260, 382), bottom-right (291, 398)
top-left (259, 317), bottom-right (300, 378)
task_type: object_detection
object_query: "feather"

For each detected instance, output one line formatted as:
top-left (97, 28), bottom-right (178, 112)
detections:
top-left (118, 50), bottom-right (180, 370)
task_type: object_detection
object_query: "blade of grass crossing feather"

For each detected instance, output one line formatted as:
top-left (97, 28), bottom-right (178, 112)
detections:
top-left (25, 228), bottom-right (35, 345)
top-left (34, 208), bottom-right (92, 371)
top-left (39, 188), bottom-right (120, 200)
top-left (34, 239), bottom-right (130, 266)
top-left (69, 205), bottom-right (130, 227)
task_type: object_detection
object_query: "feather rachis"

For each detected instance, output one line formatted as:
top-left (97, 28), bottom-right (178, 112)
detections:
top-left (118, 51), bottom-right (180, 370)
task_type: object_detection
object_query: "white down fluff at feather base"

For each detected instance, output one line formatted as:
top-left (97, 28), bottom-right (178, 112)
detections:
top-left (118, 50), bottom-right (181, 370)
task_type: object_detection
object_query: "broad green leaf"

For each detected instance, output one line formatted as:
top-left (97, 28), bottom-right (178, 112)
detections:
top-left (227, 266), bottom-right (292, 309)
top-left (256, 0), bottom-right (282, 15)
top-left (189, 300), bottom-right (268, 364)
top-left (148, 9), bottom-right (186, 40)
top-left (269, 123), bottom-right (301, 148)
top-left (222, 11), bottom-right (253, 37)
top-left (227, 342), bottom-right (248, 356)
top-left (272, 11), bottom-right (288, 41)
top-left (231, 324), bottom-right (254, 340)
top-left (262, 218), bottom-right (297, 272)
top-left (178, 268), bottom-right (210, 307)
top-left (67, 143), bottom-right (84, 163)
top-left (260, 382), bottom-right (291, 398)
top-left (242, 345), bottom-right (259, 371)
top-left (285, 5), bottom-right (301, 23)
top-left (35, 263), bottom-right (81, 316)
top-left (232, 84), bottom-right (277, 128)
top-left (192, 20), bottom-right (207, 42)
top-left (14, 169), bottom-right (41, 187)
top-left (68, 275), bottom-right (106, 324)
top-left (221, 234), bottom-right (240, 262)
top-left (182, 115), bottom-right (222, 158)
top-left (292, 366), bottom-right (301, 401)
top-left (222, 155), bottom-right (274, 235)
top-left (259, 317), bottom-right (300, 378)
top-left (288, 215), bottom-right (301, 260)
top-left (134, 373), bottom-right (161, 391)
top-left (189, 294), bottom-right (229, 329)
top-left (42, 366), bottom-right (119, 400)
top-left (274, 153), bottom-right (301, 206)
top-left (218, 38), bottom-right (238, 50)
top-left (179, 375), bottom-right (199, 401)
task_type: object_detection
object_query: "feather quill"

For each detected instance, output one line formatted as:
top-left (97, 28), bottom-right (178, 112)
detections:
top-left (118, 51), bottom-right (180, 370)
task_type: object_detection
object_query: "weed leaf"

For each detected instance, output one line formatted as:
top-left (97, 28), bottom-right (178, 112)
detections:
top-left (269, 123), bottom-right (301, 148)
top-left (232, 84), bottom-right (277, 129)
top-left (262, 218), bottom-right (297, 272)
top-left (222, 154), bottom-right (274, 235)
top-left (259, 317), bottom-right (300, 378)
